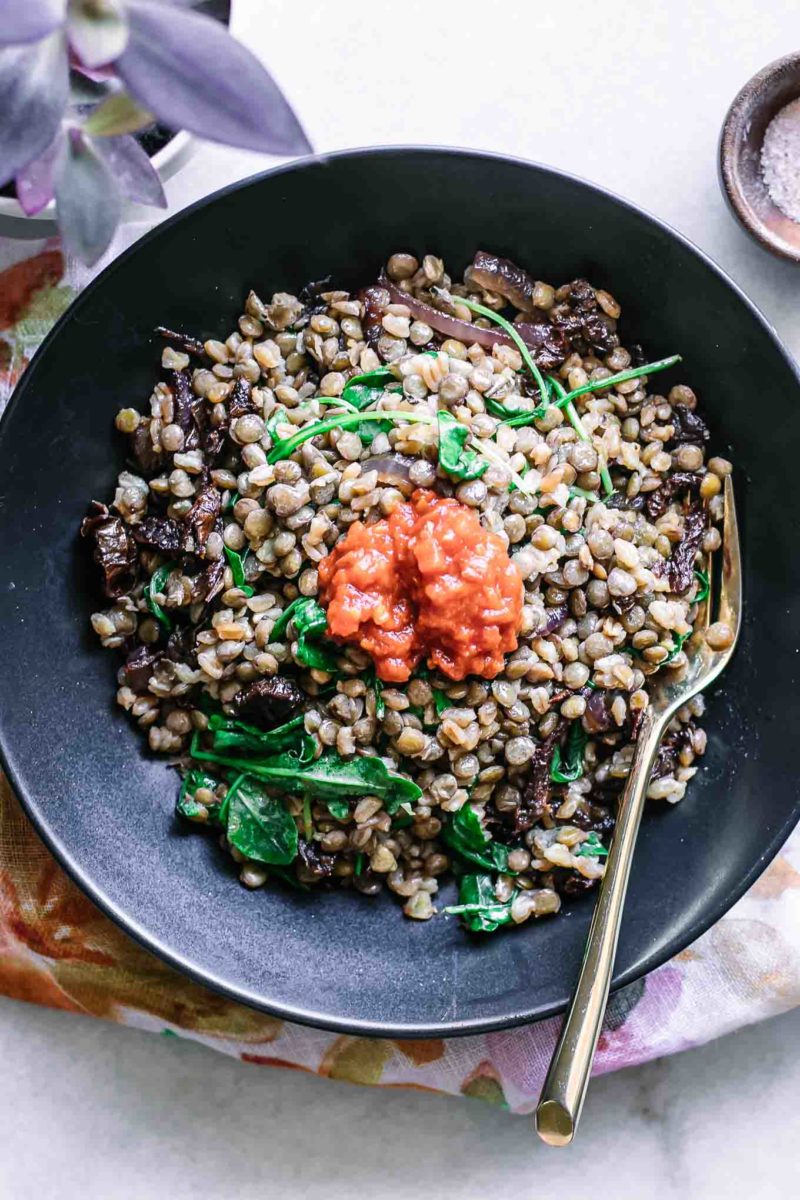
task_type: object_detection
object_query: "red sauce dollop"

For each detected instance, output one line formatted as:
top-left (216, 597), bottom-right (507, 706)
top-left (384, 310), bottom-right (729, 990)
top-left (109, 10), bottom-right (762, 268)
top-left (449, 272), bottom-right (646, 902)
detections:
top-left (318, 489), bottom-right (524, 682)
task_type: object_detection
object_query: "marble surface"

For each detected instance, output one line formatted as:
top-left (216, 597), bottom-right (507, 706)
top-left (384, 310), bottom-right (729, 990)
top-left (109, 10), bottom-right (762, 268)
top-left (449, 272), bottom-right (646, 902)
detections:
top-left (3, 0), bottom-right (800, 1192)
top-left (2, 999), bottom-right (799, 1199)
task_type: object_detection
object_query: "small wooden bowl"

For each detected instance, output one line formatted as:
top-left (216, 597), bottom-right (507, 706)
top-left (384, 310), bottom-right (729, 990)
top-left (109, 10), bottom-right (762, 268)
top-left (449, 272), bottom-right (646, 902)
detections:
top-left (719, 52), bottom-right (800, 262)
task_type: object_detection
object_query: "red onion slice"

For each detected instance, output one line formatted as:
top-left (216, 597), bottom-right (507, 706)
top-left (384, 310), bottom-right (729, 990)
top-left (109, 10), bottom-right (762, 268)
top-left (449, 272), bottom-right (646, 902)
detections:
top-left (380, 276), bottom-right (567, 369)
top-left (466, 250), bottom-right (539, 313)
top-left (361, 453), bottom-right (417, 495)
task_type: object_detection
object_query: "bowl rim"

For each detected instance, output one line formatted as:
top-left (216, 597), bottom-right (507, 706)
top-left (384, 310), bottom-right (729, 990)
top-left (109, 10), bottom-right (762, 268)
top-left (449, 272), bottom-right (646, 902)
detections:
top-left (2, 143), bottom-right (799, 1037)
top-left (719, 50), bottom-right (800, 263)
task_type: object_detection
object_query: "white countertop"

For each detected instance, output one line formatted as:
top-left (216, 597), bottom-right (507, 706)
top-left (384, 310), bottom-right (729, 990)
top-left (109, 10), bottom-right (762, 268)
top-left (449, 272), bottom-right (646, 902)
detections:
top-left (3, 0), bottom-right (800, 1193)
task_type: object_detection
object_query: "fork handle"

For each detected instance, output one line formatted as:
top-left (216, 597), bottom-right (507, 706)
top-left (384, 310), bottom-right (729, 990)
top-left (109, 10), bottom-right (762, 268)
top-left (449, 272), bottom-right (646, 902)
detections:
top-left (535, 705), bottom-right (664, 1145)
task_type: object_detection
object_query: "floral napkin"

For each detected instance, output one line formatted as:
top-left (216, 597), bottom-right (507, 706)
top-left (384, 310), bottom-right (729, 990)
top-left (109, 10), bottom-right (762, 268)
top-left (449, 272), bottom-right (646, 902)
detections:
top-left (1, 235), bottom-right (799, 1114)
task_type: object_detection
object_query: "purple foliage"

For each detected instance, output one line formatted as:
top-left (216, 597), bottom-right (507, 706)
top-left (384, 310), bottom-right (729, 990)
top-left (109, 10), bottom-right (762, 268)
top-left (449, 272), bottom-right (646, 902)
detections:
top-left (0, 0), bottom-right (64, 48)
top-left (117, 1), bottom-right (311, 155)
top-left (1, 0), bottom-right (311, 263)
top-left (94, 133), bottom-right (167, 207)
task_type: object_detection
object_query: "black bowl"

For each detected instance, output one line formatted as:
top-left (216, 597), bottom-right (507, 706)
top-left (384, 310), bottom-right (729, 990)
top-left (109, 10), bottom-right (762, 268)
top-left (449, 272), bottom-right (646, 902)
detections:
top-left (1, 147), bottom-right (798, 1038)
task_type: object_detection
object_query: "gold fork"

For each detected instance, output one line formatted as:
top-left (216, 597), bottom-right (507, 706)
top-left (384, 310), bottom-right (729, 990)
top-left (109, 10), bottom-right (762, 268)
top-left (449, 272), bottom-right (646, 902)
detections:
top-left (536, 475), bottom-right (741, 1146)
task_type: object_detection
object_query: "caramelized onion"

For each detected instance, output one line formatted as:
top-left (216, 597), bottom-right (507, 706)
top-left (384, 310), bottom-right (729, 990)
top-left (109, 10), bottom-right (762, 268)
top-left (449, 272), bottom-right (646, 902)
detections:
top-left (466, 250), bottom-right (538, 312)
top-left (539, 603), bottom-right (569, 635)
top-left (380, 276), bottom-right (567, 369)
top-left (362, 453), bottom-right (417, 495)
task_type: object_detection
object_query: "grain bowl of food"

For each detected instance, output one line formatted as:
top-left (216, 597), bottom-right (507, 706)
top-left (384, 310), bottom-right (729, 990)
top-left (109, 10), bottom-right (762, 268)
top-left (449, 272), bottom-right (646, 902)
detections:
top-left (0, 148), bottom-right (798, 1036)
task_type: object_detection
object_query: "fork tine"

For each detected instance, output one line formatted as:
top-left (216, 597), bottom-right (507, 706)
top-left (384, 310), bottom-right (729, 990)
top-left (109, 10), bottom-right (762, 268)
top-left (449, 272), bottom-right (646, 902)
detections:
top-left (718, 475), bottom-right (741, 636)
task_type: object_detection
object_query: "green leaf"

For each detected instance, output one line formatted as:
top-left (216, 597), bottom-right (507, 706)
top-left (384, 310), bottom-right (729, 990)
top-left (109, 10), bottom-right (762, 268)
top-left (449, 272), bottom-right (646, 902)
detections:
top-left (352, 416), bottom-right (394, 446)
top-left (365, 667), bottom-right (385, 720)
top-left (437, 411), bottom-right (488, 482)
top-left (451, 294), bottom-right (549, 402)
top-left (83, 93), bottom-right (154, 137)
top-left (208, 712), bottom-right (313, 760)
top-left (576, 831), bottom-right (609, 859)
top-left (484, 396), bottom-right (533, 422)
top-left (176, 769), bottom-right (225, 823)
top-left (316, 396), bottom-right (359, 413)
top-left (190, 735), bottom-right (422, 814)
top-left (345, 366), bottom-right (397, 389)
top-left (444, 874), bottom-right (514, 933)
top-left (414, 663), bottom-right (450, 718)
top-left (266, 409), bottom-right (435, 464)
top-left (270, 596), bottom-right (305, 643)
top-left (565, 354), bottom-right (681, 403)
top-left (341, 382), bottom-right (396, 411)
top-left (545, 375), bottom-right (615, 497)
top-left (550, 722), bottom-right (588, 784)
top-left (224, 544), bottom-right (254, 596)
top-left (270, 597), bottom-right (340, 672)
top-left (226, 775), bottom-right (299, 865)
top-left (664, 629), bottom-right (692, 663)
top-left (442, 805), bottom-right (510, 873)
top-left (694, 567), bottom-right (710, 603)
top-left (265, 411), bottom-right (286, 443)
top-left (326, 798), bottom-right (350, 820)
top-left (145, 561), bottom-right (175, 631)
top-left (354, 852), bottom-right (365, 876)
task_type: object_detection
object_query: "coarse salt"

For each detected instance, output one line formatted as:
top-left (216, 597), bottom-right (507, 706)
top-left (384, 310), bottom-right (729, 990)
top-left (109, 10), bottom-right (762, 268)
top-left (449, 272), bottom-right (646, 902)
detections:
top-left (761, 97), bottom-right (800, 223)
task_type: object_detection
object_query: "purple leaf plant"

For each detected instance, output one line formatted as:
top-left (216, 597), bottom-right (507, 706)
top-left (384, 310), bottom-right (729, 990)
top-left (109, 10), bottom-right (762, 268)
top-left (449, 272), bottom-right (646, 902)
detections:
top-left (0, 0), bottom-right (311, 264)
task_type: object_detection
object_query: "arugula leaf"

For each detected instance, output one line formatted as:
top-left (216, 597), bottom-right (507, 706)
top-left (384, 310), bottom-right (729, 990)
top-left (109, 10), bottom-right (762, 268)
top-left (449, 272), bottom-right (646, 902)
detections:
top-left (354, 852), bottom-right (365, 876)
top-left (451, 294), bottom-right (550, 402)
top-left (484, 396), bottom-right (533, 422)
top-left (341, 356), bottom-right (438, 409)
top-left (145, 561), bottom-right (176, 631)
top-left (351, 415), bottom-right (394, 445)
top-left (342, 383), bottom-right (395, 412)
top-left (442, 805), bottom-right (510, 873)
top-left (270, 596), bottom-right (306, 643)
top-left (267, 409), bottom-right (435, 464)
top-left (344, 366), bottom-right (397, 389)
top-left (664, 629), bottom-right (692, 663)
top-left (316, 395), bottom-right (359, 414)
top-left (270, 597), bottom-right (340, 672)
top-left (444, 873), bottom-right (514, 933)
top-left (576, 831), bottom-right (609, 859)
top-left (547, 375), bottom-right (615, 497)
top-left (366, 667), bottom-right (386, 720)
top-left (190, 735), bottom-right (422, 813)
top-left (225, 774), bottom-right (299, 865)
top-left (208, 712), bottom-right (313, 760)
top-left (550, 722), bottom-right (588, 784)
top-left (565, 354), bottom-right (681, 402)
top-left (265, 410), bottom-right (287, 443)
top-left (176, 768), bottom-right (224, 822)
top-left (694, 567), bottom-right (710, 603)
top-left (223, 545), bottom-right (254, 597)
top-left (414, 663), bottom-right (450, 718)
top-left (326, 797), bottom-right (350, 820)
top-left (437, 411), bottom-right (488, 482)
